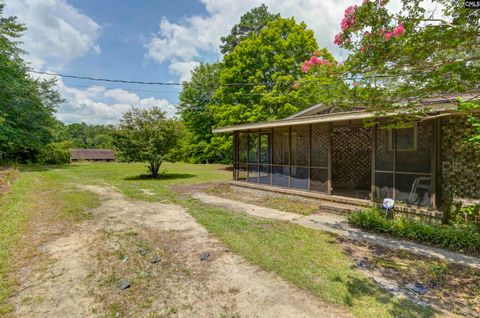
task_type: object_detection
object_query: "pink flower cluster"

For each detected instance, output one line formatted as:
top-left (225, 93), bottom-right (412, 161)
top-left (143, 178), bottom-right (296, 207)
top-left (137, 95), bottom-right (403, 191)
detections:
top-left (334, 33), bottom-right (343, 46)
top-left (301, 56), bottom-right (332, 73)
top-left (334, 5), bottom-right (358, 46)
top-left (384, 23), bottom-right (405, 40)
top-left (341, 5), bottom-right (358, 32)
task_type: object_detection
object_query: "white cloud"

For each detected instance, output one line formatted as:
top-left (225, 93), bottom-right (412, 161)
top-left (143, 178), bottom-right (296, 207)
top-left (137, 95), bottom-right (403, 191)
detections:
top-left (104, 88), bottom-right (141, 105)
top-left (52, 79), bottom-right (176, 125)
top-left (169, 60), bottom-right (200, 82)
top-left (4, 0), bottom-right (101, 69)
top-left (144, 0), bottom-right (360, 68)
top-left (145, 0), bottom-right (439, 78)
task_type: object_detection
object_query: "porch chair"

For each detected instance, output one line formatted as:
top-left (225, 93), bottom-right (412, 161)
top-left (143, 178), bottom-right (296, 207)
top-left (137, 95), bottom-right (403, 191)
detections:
top-left (408, 176), bottom-right (431, 204)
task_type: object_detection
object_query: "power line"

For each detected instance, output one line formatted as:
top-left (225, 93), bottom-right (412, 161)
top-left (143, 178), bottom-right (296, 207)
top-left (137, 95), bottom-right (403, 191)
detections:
top-left (29, 69), bottom-right (401, 88)
top-left (30, 70), bottom-right (183, 86)
top-left (32, 68), bottom-right (468, 91)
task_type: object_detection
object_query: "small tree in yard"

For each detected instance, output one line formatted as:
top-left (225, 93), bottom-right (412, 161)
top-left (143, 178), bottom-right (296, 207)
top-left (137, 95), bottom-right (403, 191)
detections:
top-left (114, 107), bottom-right (182, 178)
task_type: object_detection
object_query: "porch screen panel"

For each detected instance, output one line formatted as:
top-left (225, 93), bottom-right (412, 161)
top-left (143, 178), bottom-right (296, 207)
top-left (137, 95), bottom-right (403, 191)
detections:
top-left (374, 122), bottom-right (433, 207)
top-left (395, 123), bottom-right (432, 173)
top-left (247, 164), bottom-right (259, 183)
top-left (395, 122), bottom-right (432, 206)
top-left (375, 172), bottom-right (393, 200)
top-left (259, 165), bottom-right (270, 185)
top-left (311, 124), bottom-right (329, 167)
top-left (237, 132), bottom-right (248, 181)
top-left (395, 173), bottom-right (431, 206)
top-left (272, 127), bottom-right (289, 187)
top-left (247, 133), bottom-right (259, 183)
top-left (375, 127), bottom-right (393, 171)
top-left (311, 168), bottom-right (328, 193)
top-left (310, 124), bottom-right (329, 193)
top-left (291, 125), bottom-right (309, 190)
top-left (374, 127), bottom-right (393, 200)
top-left (259, 133), bottom-right (271, 184)
top-left (248, 133), bottom-right (259, 163)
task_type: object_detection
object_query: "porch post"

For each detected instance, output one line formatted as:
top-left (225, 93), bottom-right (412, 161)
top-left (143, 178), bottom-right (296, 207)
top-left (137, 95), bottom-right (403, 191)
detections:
top-left (431, 118), bottom-right (441, 209)
top-left (246, 132), bottom-right (250, 182)
top-left (233, 131), bottom-right (238, 180)
top-left (371, 125), bottom-right (376, 201)
top-left (327, 123), bottom-right (332, 195)
top-left (308, 124), bottom-right (312, 191)
top-left (392, 129), bottom-right (397, 201)
top-left (257, 129), bottom-right (261, 184)
top-left (288, 125), bottom-right (292, 188)
top-left (270, 128), bottom-right (273, 186)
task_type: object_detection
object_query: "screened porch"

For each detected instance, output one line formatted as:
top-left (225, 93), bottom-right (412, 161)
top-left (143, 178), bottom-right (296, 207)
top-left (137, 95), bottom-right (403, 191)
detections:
top-left (232, 120), bottom-right (438, 208)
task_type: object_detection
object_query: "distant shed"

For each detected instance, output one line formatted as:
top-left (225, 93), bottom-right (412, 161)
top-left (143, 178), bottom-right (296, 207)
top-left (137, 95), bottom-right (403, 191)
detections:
top-left (70, 149), bottom-right (115, 162)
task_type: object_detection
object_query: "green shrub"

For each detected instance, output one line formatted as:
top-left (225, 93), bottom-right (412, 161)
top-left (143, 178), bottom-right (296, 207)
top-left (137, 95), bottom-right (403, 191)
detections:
top-left (448, 202), bottom-right (480, 228)
top-left (38, 141), bottom-right (72, 164)
top-left (348, 208), bottom-right (480, 255)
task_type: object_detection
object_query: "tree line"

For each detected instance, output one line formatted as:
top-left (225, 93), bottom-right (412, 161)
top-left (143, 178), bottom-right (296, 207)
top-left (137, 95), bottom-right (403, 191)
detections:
top-left (1, 1), bottom-right (478, 176)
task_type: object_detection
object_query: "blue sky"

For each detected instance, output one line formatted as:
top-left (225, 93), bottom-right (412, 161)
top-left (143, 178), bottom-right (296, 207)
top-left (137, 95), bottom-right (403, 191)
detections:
top-left (3, 0), bottom-right (404, 124)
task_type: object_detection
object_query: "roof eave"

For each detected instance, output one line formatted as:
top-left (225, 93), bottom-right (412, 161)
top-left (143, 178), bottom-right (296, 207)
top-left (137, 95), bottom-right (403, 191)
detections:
top-left (212, 103), bottom-right (459, 133)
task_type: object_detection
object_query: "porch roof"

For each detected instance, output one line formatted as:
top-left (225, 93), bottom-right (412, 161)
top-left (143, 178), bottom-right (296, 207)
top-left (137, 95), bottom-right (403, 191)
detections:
top-left (213, 92), bottom-right (479, 133)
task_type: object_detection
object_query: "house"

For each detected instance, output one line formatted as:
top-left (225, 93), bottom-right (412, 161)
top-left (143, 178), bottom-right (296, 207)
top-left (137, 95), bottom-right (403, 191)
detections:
top-left (70, 149), bottom-right (115, 162)
top-left (213, 93), bottom-right (480, 218)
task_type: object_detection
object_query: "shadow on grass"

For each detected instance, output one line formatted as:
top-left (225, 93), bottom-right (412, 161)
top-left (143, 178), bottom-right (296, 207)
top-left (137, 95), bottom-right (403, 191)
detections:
top-left (345, 276), bottom-right (434, 318)
top-left (124, 173), bottom-right (196, 181)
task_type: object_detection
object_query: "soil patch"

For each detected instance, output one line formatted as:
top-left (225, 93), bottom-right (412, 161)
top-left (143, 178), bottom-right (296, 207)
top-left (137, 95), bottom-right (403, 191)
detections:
top-left (12, 185), bottom-right (349, 317)
top-left (340, 237), bottom-right (480, 317)
top-left (192, 188), bottom-right (480, 317)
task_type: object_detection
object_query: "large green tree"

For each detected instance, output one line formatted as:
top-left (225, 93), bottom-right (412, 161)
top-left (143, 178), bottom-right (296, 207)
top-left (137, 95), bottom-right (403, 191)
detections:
top-left (178, 5), bottom-right (281, 163)
top-left (219, 4), bottom-right (280, 54)
top-left (177, 63), bottom-right (223, 163)
top-left (209, 17), bottom-right (339, 162)
top-left (211, 17), bottom-right (328, 127)
top-left (114, 107), bottom-right (182, 178)
top-left (0, 4), bottom-right (62, 162)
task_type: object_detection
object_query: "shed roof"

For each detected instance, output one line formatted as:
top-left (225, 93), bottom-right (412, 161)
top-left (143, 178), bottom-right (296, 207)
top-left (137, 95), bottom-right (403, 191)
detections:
top-left (70, 149), bottom-right (115, 160)
top-left (213, 92), bottom-right (479, 133)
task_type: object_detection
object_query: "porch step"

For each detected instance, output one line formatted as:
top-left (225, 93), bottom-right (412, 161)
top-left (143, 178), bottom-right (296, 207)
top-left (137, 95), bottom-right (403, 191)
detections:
top-left (317, 201), bottom-right (363, 216)
top-left (230, 181), bottom-right (444, 220)
top-left (230, 180), bottom-right (374, 208)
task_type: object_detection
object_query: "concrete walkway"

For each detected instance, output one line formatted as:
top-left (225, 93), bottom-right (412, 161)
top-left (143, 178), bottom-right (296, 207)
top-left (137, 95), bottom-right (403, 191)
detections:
top-left (193, 193), bottom-right (480, 270)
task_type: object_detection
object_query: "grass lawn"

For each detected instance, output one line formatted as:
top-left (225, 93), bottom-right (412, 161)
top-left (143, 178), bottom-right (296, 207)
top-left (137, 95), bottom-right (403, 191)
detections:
top-left (182, 198), bottom-right (432, 318)
top-left (0, 167), bottom-right (99, 314)
top-left (1, 162), bottom-right (435, 317)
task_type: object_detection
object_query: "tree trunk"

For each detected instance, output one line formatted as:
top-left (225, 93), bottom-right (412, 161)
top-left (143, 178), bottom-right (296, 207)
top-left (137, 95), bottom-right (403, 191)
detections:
top-left (148, 160), bottom-right (162, 178)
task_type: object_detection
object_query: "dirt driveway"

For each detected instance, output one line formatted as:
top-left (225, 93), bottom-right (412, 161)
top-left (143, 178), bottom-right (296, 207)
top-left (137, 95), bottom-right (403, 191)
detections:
top-left (11, 186), bottom-right (349, 317)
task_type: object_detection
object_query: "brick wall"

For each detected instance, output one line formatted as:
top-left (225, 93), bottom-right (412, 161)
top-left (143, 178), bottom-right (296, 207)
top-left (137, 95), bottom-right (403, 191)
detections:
top-left (441, 116), bottom-right (480, 202)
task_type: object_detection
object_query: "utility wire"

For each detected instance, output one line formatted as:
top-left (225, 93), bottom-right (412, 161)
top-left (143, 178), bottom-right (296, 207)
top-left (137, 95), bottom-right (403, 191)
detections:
top-left (30, 70), bottom-right (183, 86)
top-left (29, 69), bottom-right (411, 88)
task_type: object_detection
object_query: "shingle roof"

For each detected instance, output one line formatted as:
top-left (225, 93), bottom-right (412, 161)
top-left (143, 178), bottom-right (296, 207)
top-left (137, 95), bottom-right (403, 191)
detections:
top-left (213, 92), bottom-right (480, 133)
top-left (70, 149), bottom-right (115, 160)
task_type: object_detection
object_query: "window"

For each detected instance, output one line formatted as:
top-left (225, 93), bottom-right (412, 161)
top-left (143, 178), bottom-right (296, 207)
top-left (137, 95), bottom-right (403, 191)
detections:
top-left (388, 125), bottom-right (417, 151)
